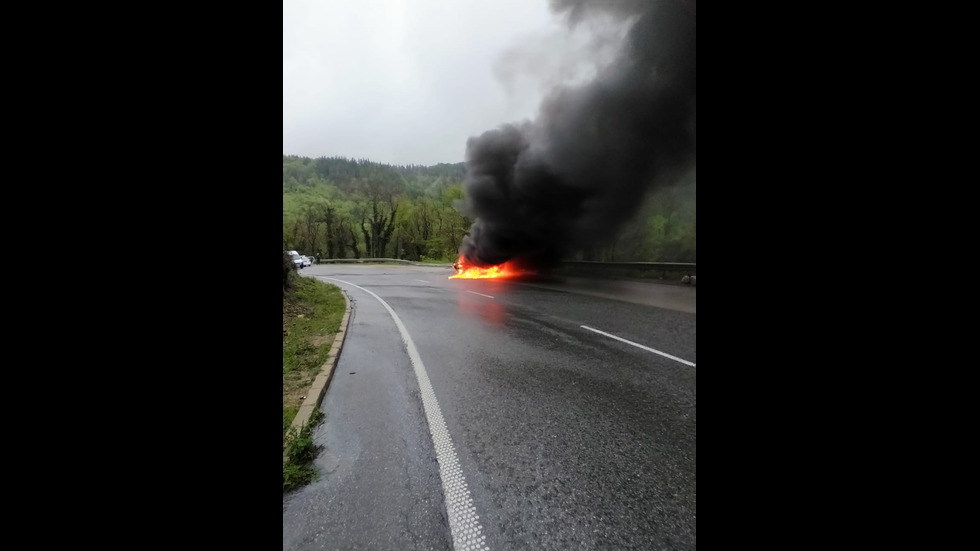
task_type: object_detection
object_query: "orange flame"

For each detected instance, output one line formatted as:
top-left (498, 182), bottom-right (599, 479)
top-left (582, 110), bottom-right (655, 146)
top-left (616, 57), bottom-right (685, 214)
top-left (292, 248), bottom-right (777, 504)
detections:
top-left (449, 256), bottom-right (532, 279)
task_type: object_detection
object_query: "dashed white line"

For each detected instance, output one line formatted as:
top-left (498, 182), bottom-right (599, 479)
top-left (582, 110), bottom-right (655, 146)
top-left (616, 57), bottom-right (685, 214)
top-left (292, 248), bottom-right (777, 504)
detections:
top-left (415, 279), bottom-right (430, 283)
top-left (581, 325), bottom-right (696, 367)
top-left (322, 277), bottom-right (490, 551)
top-left (465, 291), bottom-right (494, 299)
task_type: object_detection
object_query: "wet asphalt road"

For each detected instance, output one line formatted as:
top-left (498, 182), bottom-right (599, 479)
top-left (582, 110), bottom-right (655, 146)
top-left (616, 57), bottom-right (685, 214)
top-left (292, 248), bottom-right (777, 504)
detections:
top-left (283, 264), bottom-right (696, 551)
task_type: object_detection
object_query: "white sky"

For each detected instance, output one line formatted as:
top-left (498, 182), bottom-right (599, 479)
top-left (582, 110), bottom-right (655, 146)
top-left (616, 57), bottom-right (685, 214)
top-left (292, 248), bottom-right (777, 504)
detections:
top-left (283, 0), bottom-right (619, 166)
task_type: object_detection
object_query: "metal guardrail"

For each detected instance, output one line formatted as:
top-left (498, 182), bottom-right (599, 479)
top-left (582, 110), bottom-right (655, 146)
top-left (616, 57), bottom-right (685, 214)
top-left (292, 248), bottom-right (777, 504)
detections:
top-left (310, 258), bottom-right (695, 279)
top-left (314, 258), bottom-right (446, 266)
top-left (559, 261), bottom-right (696, 270)
top-left (553, 261), bottom-right (695, 280)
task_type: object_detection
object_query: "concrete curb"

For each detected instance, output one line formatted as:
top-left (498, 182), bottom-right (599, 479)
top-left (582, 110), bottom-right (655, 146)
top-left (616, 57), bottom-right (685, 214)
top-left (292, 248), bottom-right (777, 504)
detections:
top-left (285, 286), bottom-right (353, 461)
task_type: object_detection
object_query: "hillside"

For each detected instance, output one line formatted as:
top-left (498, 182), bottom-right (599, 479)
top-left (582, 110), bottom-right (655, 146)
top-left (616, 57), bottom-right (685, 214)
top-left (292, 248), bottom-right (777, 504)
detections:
top-left (282, 155), bottom-right (695, 265)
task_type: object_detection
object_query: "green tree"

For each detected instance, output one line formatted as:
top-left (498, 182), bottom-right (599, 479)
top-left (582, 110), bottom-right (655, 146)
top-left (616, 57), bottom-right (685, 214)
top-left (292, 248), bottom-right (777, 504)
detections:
top-left (354, 179), bottom-right (399, 258)
top-left (395, 198), bottom-right (437, 260)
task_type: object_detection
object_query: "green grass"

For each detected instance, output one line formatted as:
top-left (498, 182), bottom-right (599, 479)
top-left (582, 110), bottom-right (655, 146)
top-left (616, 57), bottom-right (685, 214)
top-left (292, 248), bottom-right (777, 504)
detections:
top-left (283, 276), bottom-right (346, 376)
top-left (283, 409), bottom-right (325, 491)
top-left (283, 405), bottom-right (299, 438)
top-left (282, 274), bottom-right (346, 492)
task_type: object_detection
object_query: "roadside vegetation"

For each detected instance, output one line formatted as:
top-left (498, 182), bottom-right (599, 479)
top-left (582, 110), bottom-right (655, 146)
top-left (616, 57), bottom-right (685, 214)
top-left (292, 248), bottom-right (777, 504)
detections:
top-left (283, 255), bottom-right (346, 492)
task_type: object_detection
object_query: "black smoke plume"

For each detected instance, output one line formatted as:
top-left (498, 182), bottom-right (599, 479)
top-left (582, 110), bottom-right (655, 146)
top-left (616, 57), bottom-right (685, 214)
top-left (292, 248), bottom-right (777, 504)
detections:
top-left (458, 0), bottom-right (696, 268)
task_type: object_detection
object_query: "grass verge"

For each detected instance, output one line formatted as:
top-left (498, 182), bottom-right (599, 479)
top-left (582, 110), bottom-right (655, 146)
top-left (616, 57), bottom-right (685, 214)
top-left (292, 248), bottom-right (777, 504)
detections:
top-left (283, 409), bottom-right (324, 491)
top-left (283, 274), bottom-right (346, 492)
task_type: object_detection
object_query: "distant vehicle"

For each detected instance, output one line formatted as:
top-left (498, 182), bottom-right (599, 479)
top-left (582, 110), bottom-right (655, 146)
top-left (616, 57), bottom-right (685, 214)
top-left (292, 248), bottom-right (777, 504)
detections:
top-left (300, 255), bottom-right (313, 268)
top-left (289, 251), bottom-right (304, 269)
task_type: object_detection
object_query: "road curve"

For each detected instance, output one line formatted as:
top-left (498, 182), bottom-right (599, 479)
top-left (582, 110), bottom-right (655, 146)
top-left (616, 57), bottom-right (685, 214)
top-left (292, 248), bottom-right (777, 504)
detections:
top-left (283, 264), bottom-right (696, 551)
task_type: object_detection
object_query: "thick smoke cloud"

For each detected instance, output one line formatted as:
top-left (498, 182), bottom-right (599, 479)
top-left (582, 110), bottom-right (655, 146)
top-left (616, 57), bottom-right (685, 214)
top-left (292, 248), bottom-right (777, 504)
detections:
top-left (458, 0), bottom-right (696, 268)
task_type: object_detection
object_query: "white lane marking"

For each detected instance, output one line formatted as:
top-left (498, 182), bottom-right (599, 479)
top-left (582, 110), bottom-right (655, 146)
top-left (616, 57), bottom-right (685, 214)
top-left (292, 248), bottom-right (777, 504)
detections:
top-left (322, 277), bottom-right (490, 551)
top-left (415, 279), bottom-right (430, 283)
top-left (580, 325), bottom-right (696, 367)
top-left (465, 291), bottom-right (494, 299)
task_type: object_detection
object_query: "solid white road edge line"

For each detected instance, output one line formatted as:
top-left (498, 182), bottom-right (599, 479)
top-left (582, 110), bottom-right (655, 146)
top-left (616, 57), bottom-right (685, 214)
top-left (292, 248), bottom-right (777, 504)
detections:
top-left (580, 325), bottom-right (696, 368)
top-left (322, 277), bottom-right (490, 551)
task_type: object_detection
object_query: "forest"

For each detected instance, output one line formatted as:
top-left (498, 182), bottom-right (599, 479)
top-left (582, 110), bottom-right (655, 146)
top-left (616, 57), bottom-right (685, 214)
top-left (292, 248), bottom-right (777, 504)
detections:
top-left (283, 155), bottom-right (695, 264)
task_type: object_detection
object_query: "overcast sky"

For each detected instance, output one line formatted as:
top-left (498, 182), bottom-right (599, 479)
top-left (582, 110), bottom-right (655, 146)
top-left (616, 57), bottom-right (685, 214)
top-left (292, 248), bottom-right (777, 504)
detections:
top-left (283, 0), bottom-right (624, 166)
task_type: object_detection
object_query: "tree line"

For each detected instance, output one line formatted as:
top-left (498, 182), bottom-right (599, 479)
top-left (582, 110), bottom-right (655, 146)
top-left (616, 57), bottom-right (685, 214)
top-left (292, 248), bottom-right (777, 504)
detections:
top-left (283, 155), bottom-right (470, 262)
top-left (282, 155), bottom-right (695, 263)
